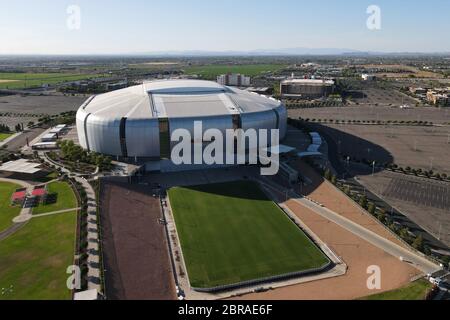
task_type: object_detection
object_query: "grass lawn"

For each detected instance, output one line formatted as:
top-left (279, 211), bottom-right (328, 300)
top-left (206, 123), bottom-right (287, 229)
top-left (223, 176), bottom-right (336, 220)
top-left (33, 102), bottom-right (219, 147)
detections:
top-left (0, 182), bottom-right (22, 233)
top-left (362, 279), bottom-right (433, 300)
top-left (0, 211), bottom-right (77, 300)
top-left (0, 132), bottom-right (14, 142)
top-left (168, 181), bottom-right (330, 289)
top-left (184, 64), bottom-right (286, 80)
top-left (32, 181), bottom-right (77, 215)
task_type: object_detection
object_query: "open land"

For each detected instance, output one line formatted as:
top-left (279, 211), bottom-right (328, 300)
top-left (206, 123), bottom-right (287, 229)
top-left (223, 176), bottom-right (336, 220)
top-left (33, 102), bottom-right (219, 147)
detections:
top-left (100, 181), bottom-right (175, 300)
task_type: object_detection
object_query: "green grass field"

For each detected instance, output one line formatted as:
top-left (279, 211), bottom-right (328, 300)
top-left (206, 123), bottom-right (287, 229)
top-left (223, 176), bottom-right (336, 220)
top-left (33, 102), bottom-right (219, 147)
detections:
top-left (0, 72), bottom-right (107, 89)
top-left (0, 133), bottom-right (14, 142)
top-left (0, 211), bottom-right (77, 300)
top-left (362, 279), bottom-right (433, 300)
top-left (32, 181), bottom-right (77, 215)
top-left (168, 181), bottom-right (330, 289)
top-left (0, 182), bottom-right (22, 233)
top-left (184, 64), bottom-right (286, 80)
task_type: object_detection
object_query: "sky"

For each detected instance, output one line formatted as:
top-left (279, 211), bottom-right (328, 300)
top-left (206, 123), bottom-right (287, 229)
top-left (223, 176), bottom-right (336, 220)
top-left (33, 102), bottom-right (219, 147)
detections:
top-left (0, 0), bottom-right (449, 55)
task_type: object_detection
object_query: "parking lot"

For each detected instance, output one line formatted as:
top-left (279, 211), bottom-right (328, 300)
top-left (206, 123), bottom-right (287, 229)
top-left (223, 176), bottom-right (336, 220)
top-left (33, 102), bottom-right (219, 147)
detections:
top-left (383, 177), bottom-right (450, 210)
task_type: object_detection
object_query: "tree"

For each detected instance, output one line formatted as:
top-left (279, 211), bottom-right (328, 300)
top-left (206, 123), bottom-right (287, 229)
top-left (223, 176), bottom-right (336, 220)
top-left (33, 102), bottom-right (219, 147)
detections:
top-left (324, 169), bottom-right (331, 181)
top-left (331, 175), bottom-right (337, 185)
top-left (412, 235), bottom-right (424, 251)
top-left (367, 202), bottom-right (376, 215)
top-left (359, 195), bottom-right (368, 209)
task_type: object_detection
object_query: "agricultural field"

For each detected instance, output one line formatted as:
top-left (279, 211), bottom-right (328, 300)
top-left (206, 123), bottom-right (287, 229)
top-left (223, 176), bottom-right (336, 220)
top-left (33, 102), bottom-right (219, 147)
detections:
top-left (0, 182), bottom-right (22, 232)
top-left (32, 181), bottom-right (78, 215)
top-left (184, 64), bottom-right (286, 79)
top-left (168, 180), bottom-right (329, 289)
top-left (0, 211), bottom-right (77, 300)
top-left (362, 279), bottom-right (433, 300)
top-left (0, 72), bottom-right (107, 89)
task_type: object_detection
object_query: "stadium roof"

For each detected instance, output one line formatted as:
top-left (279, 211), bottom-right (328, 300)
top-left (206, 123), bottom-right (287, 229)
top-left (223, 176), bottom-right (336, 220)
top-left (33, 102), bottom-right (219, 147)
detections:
top-left (82, 79), bottom-right (282, 120)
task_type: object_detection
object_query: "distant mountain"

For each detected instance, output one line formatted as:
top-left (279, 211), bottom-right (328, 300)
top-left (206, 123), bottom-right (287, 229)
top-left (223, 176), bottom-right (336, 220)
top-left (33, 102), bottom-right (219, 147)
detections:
top-left (134, 47), bottom-right (363, 57)
top-left (130, 47), bottom-right (450, 57)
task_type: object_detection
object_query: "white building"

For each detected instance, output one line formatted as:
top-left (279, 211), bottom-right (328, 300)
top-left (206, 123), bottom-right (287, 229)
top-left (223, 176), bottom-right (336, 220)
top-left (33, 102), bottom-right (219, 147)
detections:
top-left (217, 74), bottom-right (251, 87)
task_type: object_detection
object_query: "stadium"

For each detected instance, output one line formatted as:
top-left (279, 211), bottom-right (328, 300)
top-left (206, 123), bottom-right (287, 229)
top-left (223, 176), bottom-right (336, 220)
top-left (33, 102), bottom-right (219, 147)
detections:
top-left (76, 79), bottom-right (287, 170)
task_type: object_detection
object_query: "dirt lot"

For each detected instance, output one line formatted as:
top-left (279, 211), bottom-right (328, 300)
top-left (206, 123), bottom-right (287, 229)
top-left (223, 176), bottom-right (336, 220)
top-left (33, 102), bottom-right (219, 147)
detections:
top-left (289, 106), bottom-right (450, 124)
top-left (301, 122), bottom-right (450, 174)
top-left (100, 180), bottom-right (176, 300)
top-left (358, 171), bottom-right (450, 248)
top-left (0, 94), bottom-right (87, 127)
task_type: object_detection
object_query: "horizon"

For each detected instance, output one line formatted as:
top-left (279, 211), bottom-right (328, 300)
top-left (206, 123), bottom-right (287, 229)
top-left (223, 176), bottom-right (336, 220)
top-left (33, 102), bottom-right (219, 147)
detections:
top-left (1, 0), bottom-right (450, 55)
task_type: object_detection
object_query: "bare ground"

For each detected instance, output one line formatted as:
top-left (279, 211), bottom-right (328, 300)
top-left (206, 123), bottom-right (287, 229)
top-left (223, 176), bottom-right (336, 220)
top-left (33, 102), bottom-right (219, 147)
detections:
top-left (100, 180), bottom-right (176, 300)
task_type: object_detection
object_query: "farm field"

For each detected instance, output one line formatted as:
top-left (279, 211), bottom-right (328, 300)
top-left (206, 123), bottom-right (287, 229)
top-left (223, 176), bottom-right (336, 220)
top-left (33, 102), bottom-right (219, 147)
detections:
top-left (0, 72), bottom-right (107, 89)
top-left (32, 181), bottom-right (78, 215)
top-left (0, 181), bottom-right (22, 232)
top-left (0, 211), bottom-right (77, 300)
top-left (184, 64), bottom-right (285, 79)
top-left (168, 180), bottom-right (330, 289)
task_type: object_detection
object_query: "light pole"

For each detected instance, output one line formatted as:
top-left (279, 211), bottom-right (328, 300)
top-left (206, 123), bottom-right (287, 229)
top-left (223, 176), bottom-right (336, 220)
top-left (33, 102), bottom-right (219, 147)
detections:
top-left (372, 161), bottom-right (376, 176)
top-left (437, 221), bottom-right (442, 240)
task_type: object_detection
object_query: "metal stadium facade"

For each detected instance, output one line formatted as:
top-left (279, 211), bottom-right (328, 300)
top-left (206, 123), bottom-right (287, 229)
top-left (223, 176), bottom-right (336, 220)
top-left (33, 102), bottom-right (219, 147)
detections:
top-left (76, 79), bottom-right (287, 168)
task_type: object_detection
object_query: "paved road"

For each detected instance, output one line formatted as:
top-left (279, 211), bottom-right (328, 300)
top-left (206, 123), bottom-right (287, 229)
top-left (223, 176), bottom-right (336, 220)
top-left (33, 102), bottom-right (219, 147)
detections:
top-left (291, 193), bottom-right (440, 274)
top-left (3, 128), bottom-right (45, 152)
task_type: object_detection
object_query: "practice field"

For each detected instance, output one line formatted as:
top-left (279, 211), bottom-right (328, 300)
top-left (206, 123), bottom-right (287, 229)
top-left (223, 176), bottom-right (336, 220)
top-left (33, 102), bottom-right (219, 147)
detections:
top-left (184, 64), bottom-right (285, 79)
top-left (0, 211), bottom-right (77, 300)
top-left (168, 181), bottom-right (330, 289)
top-left (32, 181), bottom-right (78, 215)
top-left (0, 182), bottom-right (22, 232)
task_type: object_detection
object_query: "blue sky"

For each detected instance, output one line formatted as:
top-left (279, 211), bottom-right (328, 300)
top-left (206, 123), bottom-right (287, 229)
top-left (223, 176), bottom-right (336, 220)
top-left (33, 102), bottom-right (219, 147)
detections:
top-left (0, 0), bottom-right (449, 54)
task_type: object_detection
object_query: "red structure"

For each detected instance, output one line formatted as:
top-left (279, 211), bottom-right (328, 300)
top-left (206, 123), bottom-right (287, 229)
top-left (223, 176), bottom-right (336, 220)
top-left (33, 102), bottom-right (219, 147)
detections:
top-left (11, 189), bottom-right (27, 205)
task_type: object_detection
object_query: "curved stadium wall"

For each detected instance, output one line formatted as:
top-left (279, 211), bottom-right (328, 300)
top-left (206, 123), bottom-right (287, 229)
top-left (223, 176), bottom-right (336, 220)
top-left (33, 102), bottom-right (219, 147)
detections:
top-left (76, 80), bottom-right (287, 162)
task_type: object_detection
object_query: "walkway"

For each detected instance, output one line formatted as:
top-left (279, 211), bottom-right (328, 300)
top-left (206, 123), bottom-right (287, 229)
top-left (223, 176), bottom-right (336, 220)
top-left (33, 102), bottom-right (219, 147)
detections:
top-left (38, 152), bottom-right (102, 292)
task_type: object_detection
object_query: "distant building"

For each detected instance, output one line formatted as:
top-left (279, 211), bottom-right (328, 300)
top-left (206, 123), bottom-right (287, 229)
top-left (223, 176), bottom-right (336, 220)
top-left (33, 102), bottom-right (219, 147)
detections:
top-left (361, 74), bottom-right (376, 81)
top-left (409, 87), bottom-right (428, 95)
top-left (217, 74), bottom-right (251, 87)
top-left (427, 91), bottom-right (449, 106)
top-left (104, 80), bottom-right (128, 91)
top-left (244, 87), bottom-right (274, 95)
top-left (280, 79), bottom-right (335, 99)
